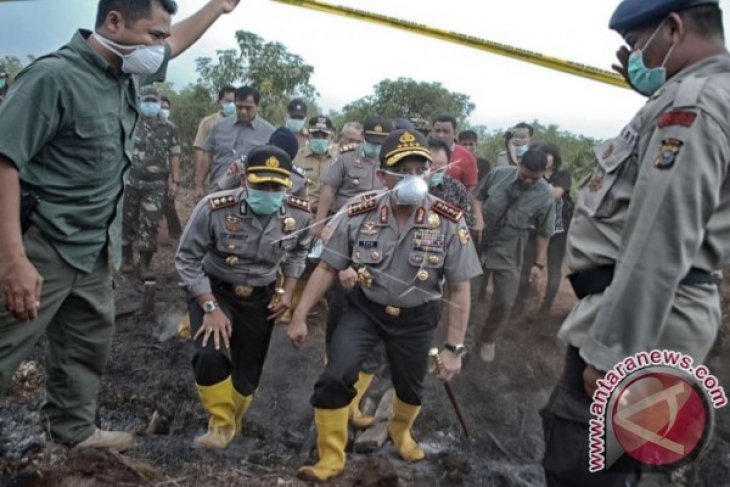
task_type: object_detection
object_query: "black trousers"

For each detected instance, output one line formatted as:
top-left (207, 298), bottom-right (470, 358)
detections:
top-left (541, 347), bottom-right (644, 486)
top-left (325, 281), bottom-right (383, 374)
top-left (543, 231), bottom-right (568, 310)
top-left (189, 280), bottom-right (275, 395)
top-left (162, 191), bottom-right (182, 238)
top-left (312, 289), bottom-right (441, 408)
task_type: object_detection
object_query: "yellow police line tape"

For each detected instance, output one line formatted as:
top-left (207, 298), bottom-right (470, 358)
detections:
top-left (271, 0), bottom-right (629, 90)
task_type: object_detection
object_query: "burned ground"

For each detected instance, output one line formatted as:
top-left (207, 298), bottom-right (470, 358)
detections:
top-left (2, 192), bottom-right (730, 486)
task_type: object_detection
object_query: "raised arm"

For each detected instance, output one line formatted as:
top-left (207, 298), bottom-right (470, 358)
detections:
top-left (168, 0), bottom-right (241, 59)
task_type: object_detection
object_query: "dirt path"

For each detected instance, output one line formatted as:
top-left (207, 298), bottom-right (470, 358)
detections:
top-left (2, 189), bottom-right (730, 486)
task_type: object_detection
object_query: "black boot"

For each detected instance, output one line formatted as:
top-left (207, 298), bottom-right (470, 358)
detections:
top-left (139, 251), bottom-right (155, 281)
top-left (121, 245), bottom-right (134, 274)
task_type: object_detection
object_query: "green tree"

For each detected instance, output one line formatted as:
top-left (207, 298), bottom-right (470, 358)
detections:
top-left (195, 31), bottom-right (317, 124)
top-left (1, 55), bottom-right (33, 79)
top-left (339, 78), bottom-right (475, 126)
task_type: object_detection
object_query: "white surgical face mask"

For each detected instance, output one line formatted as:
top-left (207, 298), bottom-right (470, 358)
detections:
top-left (388, 173), bottom-right (429, 206)
top-left (93, 32), bottom-right (165, 75)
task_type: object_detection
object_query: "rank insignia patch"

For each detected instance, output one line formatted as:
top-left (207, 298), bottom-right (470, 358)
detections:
top-left (658, 111), bottom-right (697, 129)
top-left (458, 227), bottom-right (470, 245)
top-left (654, 138), bottom-right (683, 170)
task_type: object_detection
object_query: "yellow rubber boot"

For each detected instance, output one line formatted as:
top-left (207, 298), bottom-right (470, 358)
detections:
top-left (388, 396), bottom-right (425, 461)
top-left (232, 387), bottom-right (253, 436)
top-left (297, 407), bottom-right (349, 482)
top-left (194, 377), bottom-right (236, 449)
top-left (349, 372), bottom-right (375, 429)
top-left (177, 314), bottom-right (191, 341)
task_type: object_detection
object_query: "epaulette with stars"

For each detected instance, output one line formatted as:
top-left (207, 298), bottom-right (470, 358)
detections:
top-left (339, 143), bottom-right (359, 154)
top-left (209, 194), bottom-right (237, 210)
top-left (431, 199), bottom-right (463, 222)
top-left (287, 195), bottom-right (311, 212)
top-left (347, 198), bottom-right (378, 217)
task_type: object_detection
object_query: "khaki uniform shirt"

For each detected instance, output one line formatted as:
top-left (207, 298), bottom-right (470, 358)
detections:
top-left (293, 145), bottom-right (337, 211)
top-left (0, 29), bottom-right (169, 272)
top-left (323, 193), bottom-right (482, 308)
top-left (559, 54), bottom-right (730, 371)
top-left (193, 112), bottom-right (224, 150)
top-left (176, 188), bottom-right (312, 297)
top-left (476, 166), bottom-right (555, 271)
top-left (322, 144), bottom-right (384, 212)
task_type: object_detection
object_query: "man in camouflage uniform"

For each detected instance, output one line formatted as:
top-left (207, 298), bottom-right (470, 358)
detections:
top-left (122, 87), bottom-right (181, 278)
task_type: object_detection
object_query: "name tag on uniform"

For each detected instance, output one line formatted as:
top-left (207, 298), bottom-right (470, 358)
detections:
top-left (358, 240), bottom-right (378, 249)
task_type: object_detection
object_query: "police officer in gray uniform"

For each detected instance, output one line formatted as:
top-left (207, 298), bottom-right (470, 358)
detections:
top-left (542, 1), bottom-right (730, 485)
top-left (314, 115), bottom-right (393, 230)
top-left (176, 145), bottom-right (312, 451)
top-left (288, 129), bottom-right (482, 482)
top-left (311, 116), bottom-right (394, 428)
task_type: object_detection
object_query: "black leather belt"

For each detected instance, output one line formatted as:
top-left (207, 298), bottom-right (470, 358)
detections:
top-left (352, 288), bottom-right (440, 319)
top-left (209, 276), bottom-right (274, 298)
top-left (568, 265), bottom-right (719, 299)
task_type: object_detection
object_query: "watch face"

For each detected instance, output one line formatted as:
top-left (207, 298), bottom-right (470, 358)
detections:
top-left (447, 344), bottom-right (467, 355)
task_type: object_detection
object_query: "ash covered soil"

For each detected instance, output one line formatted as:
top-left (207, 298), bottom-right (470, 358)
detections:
top-left (2, 191), bottom-right (730, 486)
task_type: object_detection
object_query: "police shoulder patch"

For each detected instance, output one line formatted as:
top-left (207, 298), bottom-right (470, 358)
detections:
top-left (654, 138), bottom-right (684, 170)
top-left (339, 143), bottom-right (358, 154)
top-left (209, 194), bottom-right (237, 210)
top-left (347, 198), bottom-right (378, 217)
top-left (287, 195), bottom-right (311, 212)
top-left (431, 200), bottom-right (463, 222)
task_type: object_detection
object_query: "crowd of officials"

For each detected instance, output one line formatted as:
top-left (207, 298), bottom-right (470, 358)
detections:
top-left (1, 0), bottom-right (729, 486)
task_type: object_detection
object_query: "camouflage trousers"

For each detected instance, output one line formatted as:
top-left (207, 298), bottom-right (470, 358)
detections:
top-left (122, 184), bottom-right (165, 253)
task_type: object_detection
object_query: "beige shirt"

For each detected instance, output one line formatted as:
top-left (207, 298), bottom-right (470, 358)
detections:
top-left (293, 145), bottom-right (337, 211)
top-left (559, 53), bottom-right (730, 371)
top-left (193, 112), bottom-right (224, 150)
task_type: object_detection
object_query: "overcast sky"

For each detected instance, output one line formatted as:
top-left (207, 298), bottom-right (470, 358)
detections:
top-left (2, 0), bottom-right (729, 139)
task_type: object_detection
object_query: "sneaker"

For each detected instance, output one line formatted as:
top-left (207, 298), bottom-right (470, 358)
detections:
top-left (479, 342), bottom-right (496, 363)
top-left (74, 428), bottom-right (135, 451)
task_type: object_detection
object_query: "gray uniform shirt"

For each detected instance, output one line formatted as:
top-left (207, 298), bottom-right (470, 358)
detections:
top-left (476, 166), bottom-right (555, 271)
top-left (322, 193), bottom-right (482, 308)
top-left (322, 145), bottom-right (384, 212)
top-left (203, 115), bottom-right (275, 190)
top-left (176, 187), bottom-right (312, 297)
top-left (560, 53), bottom-right (730, 371)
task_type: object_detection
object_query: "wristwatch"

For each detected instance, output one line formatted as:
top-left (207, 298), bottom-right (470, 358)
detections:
top-left (201, 300), bottom-right (219, 313)
top-left (444, 343), bottom-right (467, 357)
